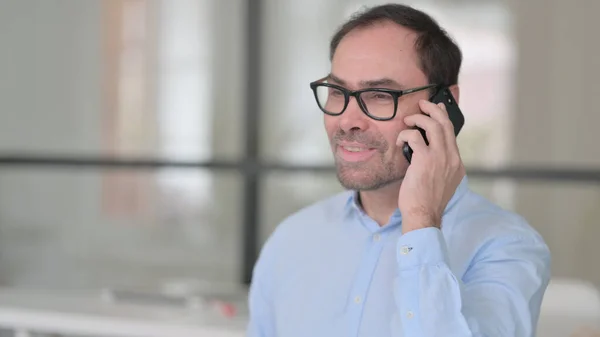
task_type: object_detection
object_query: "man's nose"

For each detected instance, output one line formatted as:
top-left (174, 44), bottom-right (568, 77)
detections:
top-left (339, 96), bottom-right (370, 132)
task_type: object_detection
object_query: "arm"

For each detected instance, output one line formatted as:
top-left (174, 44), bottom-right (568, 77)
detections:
top-left (395, 101), bottom-right (550, 335)
top-left (393, 227), bottom-right (551, 337)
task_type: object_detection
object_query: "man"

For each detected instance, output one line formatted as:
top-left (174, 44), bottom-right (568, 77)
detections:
top-left (247, 4), bottom-right (551, 337)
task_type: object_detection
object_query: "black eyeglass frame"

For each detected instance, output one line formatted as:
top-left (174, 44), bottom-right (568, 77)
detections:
top-left (309, 76), bottom-right (439, 121)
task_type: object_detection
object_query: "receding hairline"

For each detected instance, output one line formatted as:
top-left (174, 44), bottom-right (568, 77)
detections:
top-left (330, 18), bottom-right (419, 61)
top-left (328, 4), bottom-right (463, 86)
top-left (328, 20), bottom-right (428, 88)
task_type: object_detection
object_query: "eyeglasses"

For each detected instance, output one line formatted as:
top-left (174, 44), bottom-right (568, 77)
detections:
top-left (309, 77), bottom-right (438, 121)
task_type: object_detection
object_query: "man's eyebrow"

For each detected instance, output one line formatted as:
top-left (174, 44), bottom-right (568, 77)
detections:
top-left (327, 74), bottom-right (405, 89)
top-left (360, 78), bottom-right (404, 89)
top-left (327, 73), bottom-right (346, 85)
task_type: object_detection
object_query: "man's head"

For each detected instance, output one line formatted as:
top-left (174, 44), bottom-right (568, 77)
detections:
top-left (317, 4), bottom-right (462, 191)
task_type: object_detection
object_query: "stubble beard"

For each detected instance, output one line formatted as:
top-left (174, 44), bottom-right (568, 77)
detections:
top-left (335, 156), bottom-right (405, 191)
top-left (331, 128), bottom-right (406, 191)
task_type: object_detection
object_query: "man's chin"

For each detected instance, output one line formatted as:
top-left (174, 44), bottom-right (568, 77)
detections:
top-left (335, 168), bottom-right (402, 191)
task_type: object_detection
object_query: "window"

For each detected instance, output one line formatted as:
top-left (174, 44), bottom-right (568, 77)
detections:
top-left (1, 0), bottom-right (599, 293)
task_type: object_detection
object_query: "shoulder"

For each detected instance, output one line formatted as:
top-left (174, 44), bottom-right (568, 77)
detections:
top-left (265, 190), bottom-right (353, 245)
top-left (445, 186), bottom-right (551, 270)
top-left (281, 190), bottom-right (352, 226)
top-left (251, 190), bottom-right (352, 280)
top-left (451, 188), bottom-right (544, 241)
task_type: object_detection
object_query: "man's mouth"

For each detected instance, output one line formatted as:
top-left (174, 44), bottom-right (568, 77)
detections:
top-left (342, 146), bottom-right (368, 152)
top-left (337, 144), bottom-right (377, 162)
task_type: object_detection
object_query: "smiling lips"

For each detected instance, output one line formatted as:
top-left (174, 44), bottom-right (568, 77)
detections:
top-left (337, 143), bottom-right (377, 162)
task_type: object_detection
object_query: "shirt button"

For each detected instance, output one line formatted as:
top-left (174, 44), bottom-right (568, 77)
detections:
top-left (354, 296), bottom-right (362, 304)
top-left (400, 245), bottom-right (412, 255)
top-left (373, 234), bottom-right (381, 241)
top-left (406, 311), bottom-right (414, 319)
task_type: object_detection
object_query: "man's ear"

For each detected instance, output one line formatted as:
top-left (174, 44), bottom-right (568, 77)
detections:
top-left (448, 84), bottom-right (460, 105)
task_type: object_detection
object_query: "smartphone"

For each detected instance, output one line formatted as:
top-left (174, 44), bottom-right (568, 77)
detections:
top-left (402, 86), bottom-right (465, 163)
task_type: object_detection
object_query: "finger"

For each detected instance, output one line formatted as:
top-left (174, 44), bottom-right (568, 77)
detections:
top-left (419, 100), bottom-right (457, 150)
top-left (403, 113), bottom-right (445, 149)
top-left (436, 102), bottom-right (459, 146)
top-left (435, 102), bottom-right (461, 153)
top-left (418, 100), bottom-right (455, 137)
top-left (396, 129), bottom-right (428, 155)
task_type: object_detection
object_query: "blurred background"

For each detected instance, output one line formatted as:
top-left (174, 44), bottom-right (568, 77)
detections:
top-left (0, 0), bottom-right (599, 336)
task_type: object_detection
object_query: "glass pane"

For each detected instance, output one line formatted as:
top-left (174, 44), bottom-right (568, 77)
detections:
top-left (0, 0), bottom-right (244, 160)
top-left (260, 0), bottom-right (516, 168)
top-left (0, 168), bottom-right (242, 291)
top-left (260, 0), bottom-right (340, 166)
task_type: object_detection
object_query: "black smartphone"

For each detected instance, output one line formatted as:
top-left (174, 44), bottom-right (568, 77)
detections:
top-left (402, 86), bottom-right (465, 163)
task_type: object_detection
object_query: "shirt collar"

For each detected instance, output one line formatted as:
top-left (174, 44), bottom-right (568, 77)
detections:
top-left (344, 190), bottom-right (362, 215)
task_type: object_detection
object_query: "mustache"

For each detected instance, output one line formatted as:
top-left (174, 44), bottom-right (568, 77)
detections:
top-left (333, 129), bottom-right (387, 150)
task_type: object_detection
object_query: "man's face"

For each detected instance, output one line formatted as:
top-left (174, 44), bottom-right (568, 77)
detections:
top-left (324, 21), bottom-right (430, 191)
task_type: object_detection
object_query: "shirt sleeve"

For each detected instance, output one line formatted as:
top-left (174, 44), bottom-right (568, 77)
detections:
top-left (393, 227), bottom-right (551, 337)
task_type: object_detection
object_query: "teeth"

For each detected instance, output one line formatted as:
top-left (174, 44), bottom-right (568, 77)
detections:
top-left (344, 146), bottom-right (365, 152)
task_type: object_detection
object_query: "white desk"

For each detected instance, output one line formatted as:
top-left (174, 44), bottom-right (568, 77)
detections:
top-left (537, 279), bottom-right (600, 337)
top-left (0, 288), bottom-right (247, 337)
top-left (3, 280), bottom-right (598, 337)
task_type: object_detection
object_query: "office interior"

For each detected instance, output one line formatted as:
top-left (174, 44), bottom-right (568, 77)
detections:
top-left (0, 0), bottom-right (599, 336)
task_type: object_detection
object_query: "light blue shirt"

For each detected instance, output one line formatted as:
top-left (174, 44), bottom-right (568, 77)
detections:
top-left (247, 176), bottom-right (551, 337)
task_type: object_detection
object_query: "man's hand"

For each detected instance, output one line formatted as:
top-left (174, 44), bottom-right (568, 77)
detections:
top-left (396, 100), bottom-right (466, 234)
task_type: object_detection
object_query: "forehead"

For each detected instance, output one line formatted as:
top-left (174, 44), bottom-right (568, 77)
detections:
top-left (330, 21), bottom-right (425, 87)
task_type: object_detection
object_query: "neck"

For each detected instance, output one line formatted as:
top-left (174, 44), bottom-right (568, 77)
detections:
top-left (358, 180), bottom-right (401, 226)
